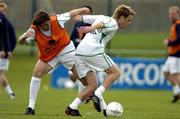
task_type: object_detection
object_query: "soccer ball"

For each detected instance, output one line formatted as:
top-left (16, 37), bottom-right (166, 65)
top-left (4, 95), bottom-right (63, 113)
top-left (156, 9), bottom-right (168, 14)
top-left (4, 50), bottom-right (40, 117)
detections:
top-left (64, 80), bottom-right (76, 89)
top-left (106, 102), bottom-right (123, 117)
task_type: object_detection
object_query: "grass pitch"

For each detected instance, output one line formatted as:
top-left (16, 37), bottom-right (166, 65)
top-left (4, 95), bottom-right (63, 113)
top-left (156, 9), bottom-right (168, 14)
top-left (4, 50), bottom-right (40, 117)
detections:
top-left (0, 32), bottom-right (179, 119)
top-left (0, 54), bottom-right (180, 119)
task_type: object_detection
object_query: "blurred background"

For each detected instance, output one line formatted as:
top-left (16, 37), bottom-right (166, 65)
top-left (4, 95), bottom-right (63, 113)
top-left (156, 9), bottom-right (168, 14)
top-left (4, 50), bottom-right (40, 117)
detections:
top-left (1, 0), bottom-right (180, 32)
top-left (1, 0), bottom-right (180, 57)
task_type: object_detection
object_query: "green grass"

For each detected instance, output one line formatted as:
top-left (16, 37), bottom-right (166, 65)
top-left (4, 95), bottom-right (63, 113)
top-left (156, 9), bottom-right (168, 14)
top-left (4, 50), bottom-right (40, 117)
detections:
top-left (111, 32), bottom-right (166, 50)
top-left (107, 32), bottom-right (167, 57)
top-left (0, 54), bottom-right (180, 119)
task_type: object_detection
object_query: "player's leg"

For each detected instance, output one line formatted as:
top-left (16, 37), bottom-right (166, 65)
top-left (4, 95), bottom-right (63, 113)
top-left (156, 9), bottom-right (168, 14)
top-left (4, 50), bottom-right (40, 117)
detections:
top-left (89, 54), bottom-right (120, 113)
top-left (25, 59), bottom-right (53, 115)
top-left (175, 58), bottom-right (180, 94)
top-left (177, 74), bottom-right (180, 88)
top-left (70, 67), bottom-right (92, 103)
top-left (65, 71), bottom-right (98, 116)
top-left (168, 74), bottom-right (180, 103)
top-left (164, 72), bottom-right (180, 95)
top-left (163, 57), bottom-right (180, 103)
top-left (0, 71), bottom-right (15, 99)
top-left (0, 58), bottom-right (15, 99)
top-left (60, 46), bottom-right (92, 96)
top-left (101, 65), bottom-right (121, 89)
top-left (101, 96), bottom-right (107, 116)
top-left (93, 65), bottom-right (120, 112)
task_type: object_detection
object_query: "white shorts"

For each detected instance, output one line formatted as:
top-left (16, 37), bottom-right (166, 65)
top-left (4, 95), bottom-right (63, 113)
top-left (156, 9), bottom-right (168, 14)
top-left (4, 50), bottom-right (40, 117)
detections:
top-left (75, 53), bottom-right (115, 78)
top-left (48, 41), bottom-right (75, 71)
top-left (0, 58), bottom-right (9, 71)
top-left (162, 56), bottom-right (180, 74)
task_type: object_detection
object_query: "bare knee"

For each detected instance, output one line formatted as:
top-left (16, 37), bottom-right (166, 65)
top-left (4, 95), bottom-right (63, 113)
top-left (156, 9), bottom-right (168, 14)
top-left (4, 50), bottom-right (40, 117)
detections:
top-left (33, 70), bottom-right (44, 78)
top-left (0, 76), bottom-right (7, 86)
top-left (1, 79), bottom-right (7, 86)
top-left (115, 68), bottom-right (121, 78)
top-left (110, 67), bottom-right (121, 79)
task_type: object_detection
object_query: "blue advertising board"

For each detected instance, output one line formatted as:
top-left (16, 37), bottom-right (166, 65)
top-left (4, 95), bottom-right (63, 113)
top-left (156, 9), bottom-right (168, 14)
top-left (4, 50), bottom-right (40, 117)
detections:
top-left (51, 57), bottom-right (171, 90)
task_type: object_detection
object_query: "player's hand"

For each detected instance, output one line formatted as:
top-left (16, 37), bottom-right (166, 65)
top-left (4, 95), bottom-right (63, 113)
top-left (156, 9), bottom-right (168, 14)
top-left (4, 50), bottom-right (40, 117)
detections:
top-left (163, 38), bottom-right (169, 46)
top-left (78, 32), bottom-right (84, 39)
top-left (18, 35), bottom-right (27, 45)
top-left (78, 26), bottom-right (92, 34)
top-left (7, 52), bottom-right (12, 59)
top-left (0, 51), bottom-right (5, 58)
top-left (18, 29), bottom-right (35, 45)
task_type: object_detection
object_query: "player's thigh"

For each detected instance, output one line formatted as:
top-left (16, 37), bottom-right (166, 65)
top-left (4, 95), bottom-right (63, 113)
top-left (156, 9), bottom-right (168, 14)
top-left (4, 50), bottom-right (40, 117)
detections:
top-left (85, 71), bottom-right (98, 89)
top-left (75, 56), bottom-right (91, 79)
top-left (105, 65), bottom-right (121, 76)
top-left (169, 57), bottom-right (180, 74)
top-left (48, 41), bottom-right (75, 70)
top-left (33, 60), bottom-right (52, 77)
top-left (58, 51), bottom-right (75, 71)
top-left (162, 57), bottom-right (171, 73)
top-left (86, 54), bottom-right (115, 71)
top-left (168, 73), bottom-right (180, 80)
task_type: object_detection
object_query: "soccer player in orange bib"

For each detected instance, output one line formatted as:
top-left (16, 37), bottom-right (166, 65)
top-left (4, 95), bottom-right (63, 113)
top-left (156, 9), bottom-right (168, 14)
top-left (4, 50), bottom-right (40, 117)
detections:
top-left (163, 6), bottom-right (180, 103)
top-left (18, 7), bottom-right (90, 115)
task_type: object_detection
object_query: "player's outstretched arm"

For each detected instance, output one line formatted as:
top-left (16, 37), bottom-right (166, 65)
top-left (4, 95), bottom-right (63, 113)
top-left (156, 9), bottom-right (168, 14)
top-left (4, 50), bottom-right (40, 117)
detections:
top-left (78, 22), bottom-right (104, 34)
top-left (18, 28), bottom-right (35, 45)
top-left (69, 7), bottom-right (90, 22)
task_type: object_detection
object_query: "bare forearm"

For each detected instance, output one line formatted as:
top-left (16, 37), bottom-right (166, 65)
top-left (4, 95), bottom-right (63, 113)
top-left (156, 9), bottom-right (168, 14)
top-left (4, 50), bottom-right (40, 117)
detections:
top-left (69, 7), bottom-right (90, 21)
top-left (78, 22), bottom-right (104, 34)
top-left (91, 22), bottom-right (104, 31)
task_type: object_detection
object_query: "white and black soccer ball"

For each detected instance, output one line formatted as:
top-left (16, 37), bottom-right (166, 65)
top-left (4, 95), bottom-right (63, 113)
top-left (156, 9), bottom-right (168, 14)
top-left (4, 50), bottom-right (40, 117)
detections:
top-left (106, 102), bottom-right (123, 117)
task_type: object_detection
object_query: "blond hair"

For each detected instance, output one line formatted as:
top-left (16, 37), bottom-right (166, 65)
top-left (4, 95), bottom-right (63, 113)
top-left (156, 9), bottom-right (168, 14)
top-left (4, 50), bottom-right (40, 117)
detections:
top-left (169, 6), bottom-right (180, 16)
top-left (112, 4), bottom-right (135, 20)
top-left (0, 2), bottom-right (7, 10)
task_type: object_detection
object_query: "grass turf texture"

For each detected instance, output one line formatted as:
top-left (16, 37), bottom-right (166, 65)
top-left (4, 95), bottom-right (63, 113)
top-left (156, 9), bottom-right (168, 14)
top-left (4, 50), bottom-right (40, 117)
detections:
top-left (0, 54), bottom-right (180, 119)
top-left (0, 32), bottom-right (178, 119)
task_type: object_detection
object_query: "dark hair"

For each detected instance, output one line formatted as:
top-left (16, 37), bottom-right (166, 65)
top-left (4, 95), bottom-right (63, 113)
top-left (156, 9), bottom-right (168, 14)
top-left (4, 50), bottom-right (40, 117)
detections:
top-left (32, 9), bottom-right (50, 26)
top-left (83, 5), bottom-right (93, 14)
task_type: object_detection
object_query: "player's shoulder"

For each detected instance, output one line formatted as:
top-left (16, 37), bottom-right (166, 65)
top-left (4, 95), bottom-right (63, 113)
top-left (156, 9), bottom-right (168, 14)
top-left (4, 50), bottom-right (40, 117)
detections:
top-left (102, 16), bottom-right (117, 25)
top-left (174, 20), bottom-right (180, 29)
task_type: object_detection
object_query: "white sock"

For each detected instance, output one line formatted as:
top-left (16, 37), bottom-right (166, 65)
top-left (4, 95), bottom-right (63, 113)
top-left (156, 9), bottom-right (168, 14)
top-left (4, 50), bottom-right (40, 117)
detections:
top-left (28, 77), bottom-right (41, 109)
top-left (5, 84), bottom-right (14, 94)
top-left (100, 96), bottom-right (107, 110)
top-left (95, 85), bottom-right (106, 98)
top-left (78, 80), bottom-right (85, 93)
top-left (69, 98), bottom-right (82, 109)
top-left (173, 85), bottom-right (180, 95)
